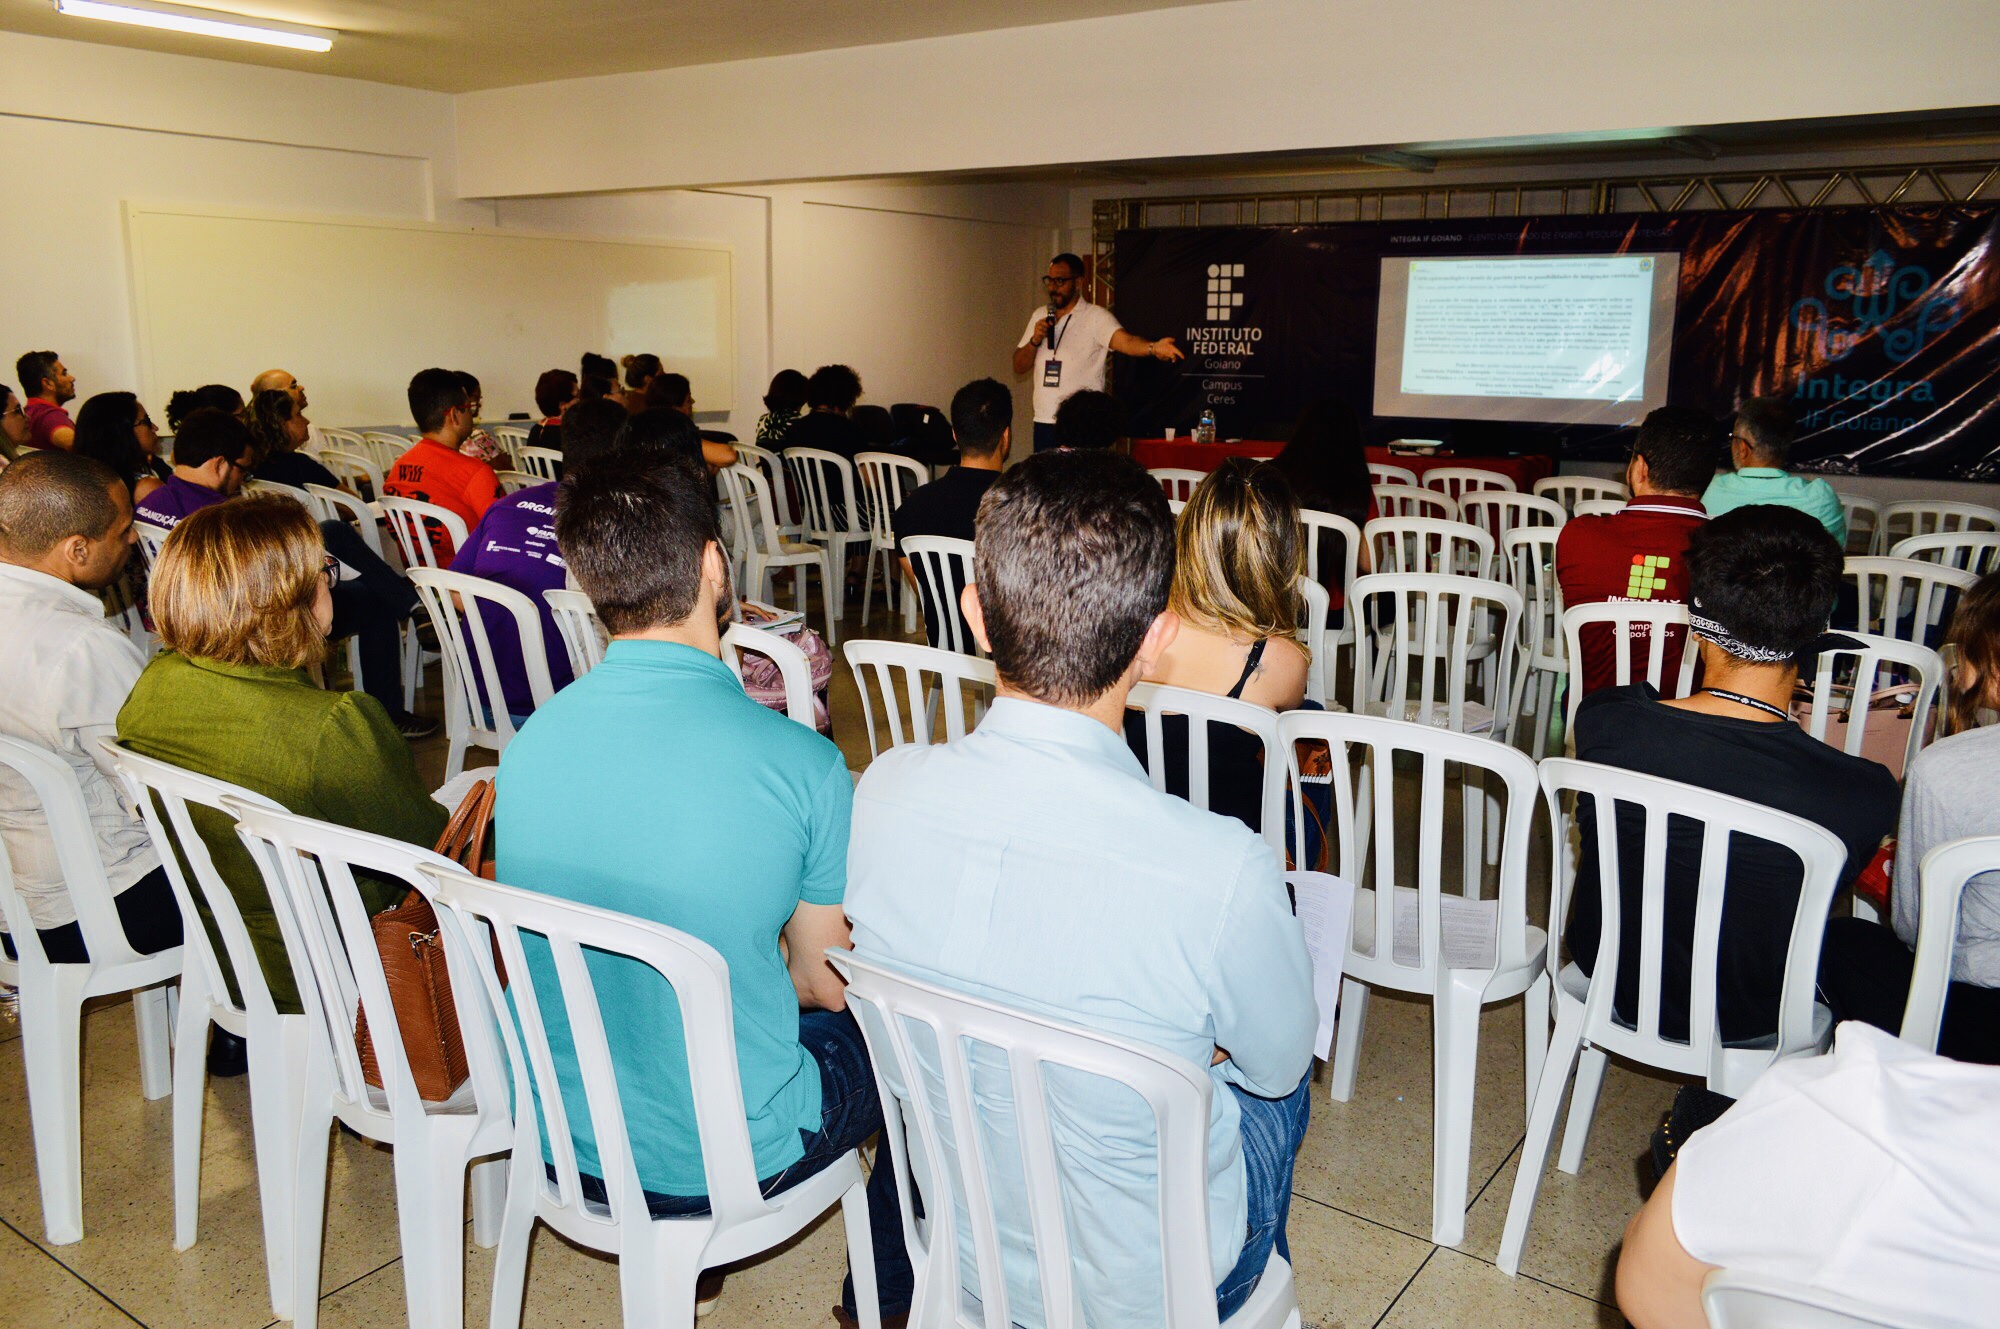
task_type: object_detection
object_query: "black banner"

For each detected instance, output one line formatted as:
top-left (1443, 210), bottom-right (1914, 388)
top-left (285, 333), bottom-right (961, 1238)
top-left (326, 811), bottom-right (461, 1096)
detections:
top-left (1111, 206), bottom-right (2000, 479)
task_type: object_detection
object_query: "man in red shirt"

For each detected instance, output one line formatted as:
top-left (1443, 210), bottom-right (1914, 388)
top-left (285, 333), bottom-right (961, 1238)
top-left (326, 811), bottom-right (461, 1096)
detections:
top-left (14, 352), bottom-right (77, 450)
top-left (1556, 405), bottom-right (1717, 698)
top-left (382, 367), bottom-right (498, 562)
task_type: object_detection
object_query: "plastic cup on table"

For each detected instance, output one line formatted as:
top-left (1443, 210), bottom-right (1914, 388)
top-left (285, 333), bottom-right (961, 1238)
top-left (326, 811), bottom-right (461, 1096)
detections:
top-left (1165, 426), bottom-right (1178, 439)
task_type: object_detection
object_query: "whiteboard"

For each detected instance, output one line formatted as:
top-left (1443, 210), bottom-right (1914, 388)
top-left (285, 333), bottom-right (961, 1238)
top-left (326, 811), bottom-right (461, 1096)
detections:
top-left (123, 203), bottom-right (733, 425)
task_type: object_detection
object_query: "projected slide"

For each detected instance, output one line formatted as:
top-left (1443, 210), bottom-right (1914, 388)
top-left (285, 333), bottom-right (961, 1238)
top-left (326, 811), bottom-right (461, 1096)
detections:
top-left (1373, 253), bottom-right (1680, 426)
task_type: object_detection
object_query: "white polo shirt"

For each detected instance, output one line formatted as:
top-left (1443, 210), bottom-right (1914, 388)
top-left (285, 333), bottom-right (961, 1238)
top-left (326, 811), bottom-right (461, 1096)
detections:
top-left (1019, 299), bottom-right (1123, 423)
top-left (0, 563), bottom-right (159, 929)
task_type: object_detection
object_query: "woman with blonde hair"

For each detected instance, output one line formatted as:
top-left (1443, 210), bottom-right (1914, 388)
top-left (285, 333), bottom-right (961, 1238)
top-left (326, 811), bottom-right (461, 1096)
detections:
top-left (1124, 456), bottom-right (1309, 834)
top-left (116, 495), bottom-right (445, 1015)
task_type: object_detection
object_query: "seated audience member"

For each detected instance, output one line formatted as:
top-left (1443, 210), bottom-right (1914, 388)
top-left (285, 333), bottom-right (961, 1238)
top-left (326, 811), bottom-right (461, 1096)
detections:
top-left (383, 367), bottom-right (499, 562)
top-left (1616, 1022), bottom-right (2000, 1329)
top-left (245, 389), bottom-right (338, 490)
top-left (0, 383), bottom-right (27, 466)
top-left (15, 351), bottom-right (77, 450)
top-left (1819, 571), bottom-right (2000, 1064)
top-left (641, 372), bottom-right (737, 469)
top-left (0, 451), bottom-right (182, 965)
top-left (847, 450), bottom-right (1316, 1326)
top-left (454, 370), bottom-right (507, 464)
top-left (526, 369), bottom-right (577, 452)
top-left (134, 408), bottom-right (256, 528)
top-left (1269, 397), bottom-right (1375, 601)
top-left (754, 368), bottom-right (808, 450)
top-left (1123, 457), bottom-right (1309, 835)
top-left (1565, 506), bottom-right (1900, 1045)
top-left (117, 496), bottom-right (445, 1014)
top-left (579, 373), bottom-right (617, 402)
top-left (1556, 405), bottom-right (1716, 698)
top-left (891, 377), bottom-right (1008, 646)
top-left (1051, 387), bottom-right (1126, 451)
top-left (497, 446), bottom-right (912, 1326)
top-left (784, 363), bottom-right (865, 459)
top-left (619, 352), bottom-right (662, 412)
top-left (71, 391), bottom-right (168, 505)
top-left (614, 407), bottom-right (704, 465)
top-left (249, 368), bottom-right (307, 417)
top-left (450, 397), bottom-right (630, 719)
top-left (580, 351), bottom-right (618, 388)
top-left (165, 384), bottom-right (244, 433)
top-left (1702, 395), bottom-right (1846, 544)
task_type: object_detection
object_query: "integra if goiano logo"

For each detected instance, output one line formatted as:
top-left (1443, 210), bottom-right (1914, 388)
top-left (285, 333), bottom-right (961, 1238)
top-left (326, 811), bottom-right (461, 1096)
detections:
top-left (1790, 249), bottom-right (1960, 364)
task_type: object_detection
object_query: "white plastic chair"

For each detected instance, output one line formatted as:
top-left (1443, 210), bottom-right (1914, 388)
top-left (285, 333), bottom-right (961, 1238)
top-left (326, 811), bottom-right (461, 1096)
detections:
top-left (1125, 681), bottom-right (1286, 862)
top-left (246, 477), bottom-right (315, 506)
top-left (843, 638), bottom-right (996, 759)
top-left (1280, 711), bottom-right (1546, 1246)
top-left (1835, 493), bottom-right (1884, 555)
top-left (1890, 529), bottom-right (2000, 579)
top-left (1420, 465), bottom-right (1516, 507)
top-left (317, 427), bottom-right (370, 456)
top-left (1300, 508), bottom-right (1363, 710)
top-left (1879, 499), bottom-right (2000, 548)
top-left (1899, 835), bottom-right (2000, 1054)
top-left (1496, 758), bottom-right (1847, 1276)
top-left (543, 587), bottom-right (608, 678)
top-left (407, 568), bottom-right (556, 780)
top-left (519, 445), bottom-right (563, 482)
top-left (1702, 1268), bottom-right (1949, 1329)
top-left (1842, 555), bottom-right (1976, 647)
top-left (0, 736), bottom-right (180, 1245)
top-left (733, 442), bottom-right (802, 540)
top-left (1560, 600), bottom-right (1697, 732)
top-left (98, 742), bottom-right (302, 1318)
top-left (1503, 527), bottom-right (1568, 759)
top-left (826, 946), bottom-right (1304, 1329)
top-left (855, 452), bottom-right (929, 631)
top-left (1365, 516), bottom-right (1494, 580)
top-left (303, 484), bottom-right (386, 560)
top-left (493, 468), bottom-right (539, 496)
top-left (1570, 497), bottom-right (1627, 519)
top-left (378, 495), bottom-right (470, 571)
top-left (133, 518), bottom-right (172, 573)
top-left (1532, 475), bottom-right (1630, 515)
top-left (783, 447), bottom-right (873, 624)
top-left (1371, 484), bottom-right (1457, 522)
top-left (1795, 631), bottom-right (1944, 777)
top-left (362, 431), bottom-right (415, 476)
top-left (902, 534), bottom-right (980, 656)
top-left (229, 803), bottom-right (511, 1329)
top-left (416, 866), bottom-right (885, 1329)
top-left (1294, 576), bottom-right (1330, 708)
top-left (716, 463), bottom-right (837, 647)
top-left (1148, 467), bottom-right (1207, 502)
top-left (1350, 572), bottom-right (1520, 738)
top-left (1367, 461), bottom-right (1418, 489)
top-left (1456, 492), bottom-right (1565, 550)
top-left (721, 621), bottom-right (819, 729)
top-left (487, 423), bottom-right (530, 467)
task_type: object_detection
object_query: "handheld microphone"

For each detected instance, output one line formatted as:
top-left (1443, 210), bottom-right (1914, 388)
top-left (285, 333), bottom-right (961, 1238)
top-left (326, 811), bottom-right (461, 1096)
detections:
top-left (1046, 299), bottom-right (1060, 348)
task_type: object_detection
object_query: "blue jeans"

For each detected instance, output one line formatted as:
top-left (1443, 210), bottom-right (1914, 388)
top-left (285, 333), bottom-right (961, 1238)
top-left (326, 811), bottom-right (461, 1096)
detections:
top-left (1033, 421), bottom-right (1059, 452)
top-left (1215, 1071), bottom-right (1313, 1319)
top-left (579, 1009), bottom-right (915, 1319)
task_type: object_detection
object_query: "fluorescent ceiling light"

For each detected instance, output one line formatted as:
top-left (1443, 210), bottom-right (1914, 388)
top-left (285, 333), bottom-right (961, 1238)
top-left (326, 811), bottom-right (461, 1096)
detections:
top-left (53, 0), bottom-right (335, 52)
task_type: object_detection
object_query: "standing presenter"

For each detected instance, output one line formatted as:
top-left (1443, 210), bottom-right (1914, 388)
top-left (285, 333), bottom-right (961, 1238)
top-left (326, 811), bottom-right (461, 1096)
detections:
top-left (1013, 252), bottom-right (1184, 452)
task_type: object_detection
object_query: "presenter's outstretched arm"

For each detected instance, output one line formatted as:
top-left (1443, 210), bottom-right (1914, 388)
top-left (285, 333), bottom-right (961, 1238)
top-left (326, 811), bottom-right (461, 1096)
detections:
top-left (1111, 330), bottom-right (1185, 363)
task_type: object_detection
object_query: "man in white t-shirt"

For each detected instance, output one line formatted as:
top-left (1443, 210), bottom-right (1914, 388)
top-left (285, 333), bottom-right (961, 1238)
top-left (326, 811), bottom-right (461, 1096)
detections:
top-left (1615, 1021), bottom-right (2000, 1329)
top-left (1012, 252), bottom-right (1184, 452)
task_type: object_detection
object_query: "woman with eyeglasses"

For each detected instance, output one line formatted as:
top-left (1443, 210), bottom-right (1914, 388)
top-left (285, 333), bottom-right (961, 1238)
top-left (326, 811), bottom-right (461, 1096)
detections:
top-left (0, 383), bottom-right (30, 466)
top-left (71, 391), bottom-right (169, 505)
top-left (116, 495), bottom-right (446, 1016)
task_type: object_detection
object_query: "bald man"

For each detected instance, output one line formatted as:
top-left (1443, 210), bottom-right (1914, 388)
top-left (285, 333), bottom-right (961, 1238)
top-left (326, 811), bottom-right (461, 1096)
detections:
top-left (251, 369), bottom-right (307, 412)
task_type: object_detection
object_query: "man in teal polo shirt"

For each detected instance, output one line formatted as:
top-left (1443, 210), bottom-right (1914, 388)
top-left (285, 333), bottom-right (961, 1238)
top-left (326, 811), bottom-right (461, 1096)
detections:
top-left (495, 446), bottom-right (912, 1325)
top-left (1703, 395), bottom-right (1847, 545)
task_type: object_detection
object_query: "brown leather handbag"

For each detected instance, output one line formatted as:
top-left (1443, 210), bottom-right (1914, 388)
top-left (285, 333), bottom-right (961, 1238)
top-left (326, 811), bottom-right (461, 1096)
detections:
top-left (355, 779), bottom-right (495, 1101)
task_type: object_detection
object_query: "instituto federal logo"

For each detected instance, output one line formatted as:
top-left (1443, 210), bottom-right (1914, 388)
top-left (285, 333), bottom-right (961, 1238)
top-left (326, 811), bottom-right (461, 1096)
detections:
top-left (1206, 263), bottom-right (1245, 323)
top-left (1626, 554), bottom-right (1670, 599)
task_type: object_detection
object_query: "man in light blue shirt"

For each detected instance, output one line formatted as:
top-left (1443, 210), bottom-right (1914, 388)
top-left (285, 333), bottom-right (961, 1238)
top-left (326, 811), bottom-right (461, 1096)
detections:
top-left (846, 450), bottom-right (1317, 1327)
top-left (497, 446), bottom-right (911, 1325)
top-left (1702, 395), bottom-right (1848, 545)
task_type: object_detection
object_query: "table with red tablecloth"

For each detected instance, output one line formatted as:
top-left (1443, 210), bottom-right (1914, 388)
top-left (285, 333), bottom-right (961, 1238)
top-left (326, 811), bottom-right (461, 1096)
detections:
top-left (1128, 439), bottom-right (1554, 492)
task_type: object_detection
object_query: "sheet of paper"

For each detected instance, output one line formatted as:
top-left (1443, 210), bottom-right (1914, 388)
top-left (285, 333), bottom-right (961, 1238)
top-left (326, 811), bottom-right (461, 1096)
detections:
top-left (1386, 887), bottom-right (1500, 970)
top-left (432, 766), bottom-right (498, 810)
top-left (1288, 870), bottom-right (1356, 1060)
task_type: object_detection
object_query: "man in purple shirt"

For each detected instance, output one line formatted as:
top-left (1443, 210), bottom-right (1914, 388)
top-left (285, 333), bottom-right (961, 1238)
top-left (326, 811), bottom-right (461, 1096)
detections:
top-left (133, 407), bottom-right (254, 528)
top-left (448, 397), bottom-right (629, 719)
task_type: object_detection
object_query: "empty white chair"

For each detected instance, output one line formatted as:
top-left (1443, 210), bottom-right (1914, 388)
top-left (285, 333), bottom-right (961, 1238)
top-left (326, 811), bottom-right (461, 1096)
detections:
top-left (230, 804), bottom-right (510, 1329)
top-left (1300, 508), bottom-right (1363, 709)
top-left (417, 866), bottom-right (884, 1329)
top-left (519, 445), bottom-right (563, 481)
top-left (1456, 492), bottom-right (1565, 549)
top-left (1702, 1268), bottom-right (1942, 1329)
top-left (716, 462), bottom-right (837, 646)
top-left (827, 946), bottom-right (1304, 1329)
top-left (1890, 529), bottom-right (2000, 579)
top-left (1367, 460), bottom-right (1419, 488)
top-left (1371, 484), bottom-right (1456, 522)
top-left (487, 423), bottom-right (530, 467)
top-left (1148, 467), bottom-right (1208, 502)
top-left (1503, 527), bottom-right (1568, 759)
top-left (843, 638), bottom-right (996, 758)
top-left (1350, 572), bottom-right (1521, 737)
top-left (246, 477), bottom-right (315, 506)
top-left (1570, 497), bottom-right (1626, 519)
top-left (543, 587), bottom-right (607, 678)
top-left (1880, 498), bottom-right (2000, 548)
top-left (1532, 475), bottom-right (1631, 515)
top-left (784, 447), bottom-right (873, 623)
top-left (855, 452), bottom-right (929, 631)
top-left (902, 534), bottom-right (980, 655)
top-left (0, 736), bottom-right (180, 1246)
top-left (733, 442), bottom-right (802, 540)
top-left (378, 495), bottom-right (470, 571)
top-left (1281, 710), bottom-right (1545, 1246)
top-left (1560, 600), bottom-right (1697, 733)
top-left (1899, 835), bottom-right (2000, 1054)
top-left (1497, 758), bottom-right (1847, 1276)
top-left (362, 431), bottom-right (415, 475)
top-left (1795, 632), bottom-right (1944, 777)
top-left (493, 468), bottom-right (539, 495)
top-left (316, 426), bottom-right (370, 455)
top-left (1421, 465), bottom-right (1516, 506)
top-left (1843, 555), bottom-right (1976, 646)
top-left (721, 620), bottom-right (819, 729)
top-left (1835, 492), bottom-right (1885, 555)
top-left (407, 567), bottom-right (557, 780)
top-left (1365, 516), bottom-right (1494, 580)
top-left (1125, 681), bottom-right (1286, 861)
top-left (98, 742), bottom-right (301, 1318)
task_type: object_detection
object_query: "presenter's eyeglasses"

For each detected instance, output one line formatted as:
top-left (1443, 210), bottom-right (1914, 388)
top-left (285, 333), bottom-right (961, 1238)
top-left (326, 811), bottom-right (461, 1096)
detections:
top-left (1041, 275), bottom-right (1076, 287)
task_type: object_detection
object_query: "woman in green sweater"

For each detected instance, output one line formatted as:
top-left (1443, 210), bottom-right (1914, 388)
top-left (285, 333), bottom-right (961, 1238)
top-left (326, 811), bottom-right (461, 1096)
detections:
top-left (118, 494), bottom-right (446, 1013)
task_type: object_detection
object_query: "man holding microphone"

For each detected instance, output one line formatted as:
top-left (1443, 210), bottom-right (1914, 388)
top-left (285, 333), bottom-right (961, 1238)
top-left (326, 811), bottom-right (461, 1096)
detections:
top-left (1013, 253), bottom-right (1184, 452)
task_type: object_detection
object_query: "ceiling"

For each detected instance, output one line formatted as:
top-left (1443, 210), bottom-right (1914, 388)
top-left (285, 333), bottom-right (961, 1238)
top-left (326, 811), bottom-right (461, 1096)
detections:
top-left (1, 0), bottom-right (1225, 91)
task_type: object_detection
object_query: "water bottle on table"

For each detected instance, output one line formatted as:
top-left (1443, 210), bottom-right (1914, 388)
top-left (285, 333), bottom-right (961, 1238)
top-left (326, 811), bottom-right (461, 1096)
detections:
top-left (1197, 409), bottom-right (1217, 445)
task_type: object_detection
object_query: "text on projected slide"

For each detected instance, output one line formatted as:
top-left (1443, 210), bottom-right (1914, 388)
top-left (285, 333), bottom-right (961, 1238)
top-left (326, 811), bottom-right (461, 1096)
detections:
top-left (1401, 256), bottom-right (1661, 402)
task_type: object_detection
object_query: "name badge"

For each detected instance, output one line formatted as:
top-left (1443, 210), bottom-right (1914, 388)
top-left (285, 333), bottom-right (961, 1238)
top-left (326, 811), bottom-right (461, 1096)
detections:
top-left (1042, 359), bottom-right (1062, 388)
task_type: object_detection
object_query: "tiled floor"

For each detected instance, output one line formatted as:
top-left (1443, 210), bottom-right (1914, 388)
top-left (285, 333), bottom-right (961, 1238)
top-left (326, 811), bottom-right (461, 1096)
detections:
top-left (0, 591), bottom-right (1669, 1328)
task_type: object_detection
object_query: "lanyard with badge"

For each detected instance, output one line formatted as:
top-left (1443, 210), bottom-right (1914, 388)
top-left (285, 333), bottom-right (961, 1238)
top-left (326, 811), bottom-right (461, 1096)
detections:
top-left (1043, 309), bottom-right (1072, 388)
